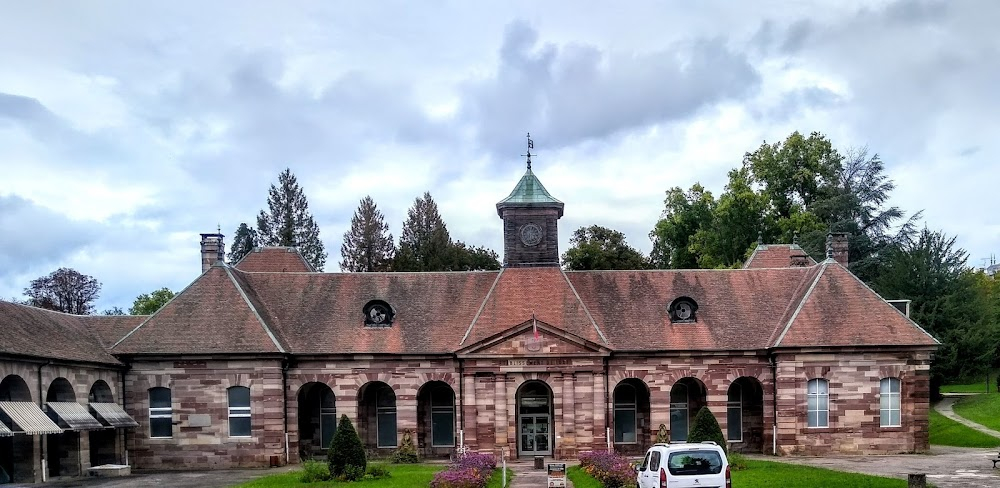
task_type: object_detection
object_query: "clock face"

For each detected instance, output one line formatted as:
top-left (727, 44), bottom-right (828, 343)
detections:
top-left (520, 223), bottom-right (543, 246)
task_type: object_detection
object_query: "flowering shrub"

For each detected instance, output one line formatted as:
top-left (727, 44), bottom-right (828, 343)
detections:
top-left (578, 450), bottom-right (635, 488)
top-left (430, 452), bottom-right (498, 488)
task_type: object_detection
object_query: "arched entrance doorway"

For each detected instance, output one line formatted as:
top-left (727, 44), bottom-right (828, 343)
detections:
top-left (358, 382), bottom-right (396, 451)
top-left (669, 377), bottom-right (707, 443)
top-left (612, 379), bottom-right (651, 455)
top-left (296, 382), bottom-right (337, 460)
top-left (46, 378), bottom-right (80, 478)
top-left (516, 381), bottom-right (552, 457)
top-left (0, 375), bottom-right (33, 483)
top-left (728, 377), bottom-right (765, 452)
top-left (88, 381), bottom-right (117, 466)
top-left (416, 381), bottom-right (455, 458)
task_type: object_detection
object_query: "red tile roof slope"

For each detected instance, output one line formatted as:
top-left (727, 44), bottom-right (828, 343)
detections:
top-left (744, 244), bottom-right (817, 269)
top-left (0, 301), bottom-right (121, 365)
top-left (462, 267), bottom-right (607, 347)
top-left (82, 314), bottom-right (148, 349)
top-left (567, 267), bottom-right (817, 351)
top-left (235, 247), bottom-right (313, 272)
top-left (776, 262), bottom-right (939, 348)
top-left (112, 266), bottom-right (284, 354)
top-left (237, 270), bottom-right (501, 354)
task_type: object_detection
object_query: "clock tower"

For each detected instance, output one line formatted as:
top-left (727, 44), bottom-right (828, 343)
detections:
top-left (496, 147), bottom-right (564, 268)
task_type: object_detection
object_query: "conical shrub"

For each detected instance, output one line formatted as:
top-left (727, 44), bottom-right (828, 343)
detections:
top-left (328, 414), bottom-right (367, 477)
top-left (687, 407), bottom-right (727, 453)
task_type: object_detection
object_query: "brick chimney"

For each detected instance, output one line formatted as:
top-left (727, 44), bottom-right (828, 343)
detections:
top-left (826, 232), bottom-right (849, 266)
top-left (200, 232), bottom-right (225, 272)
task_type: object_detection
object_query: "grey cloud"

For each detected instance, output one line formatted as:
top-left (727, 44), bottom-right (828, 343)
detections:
top-left (461, 21), bottom-right (761, 156)
top-left (0, 195), bottom-right (99, 275)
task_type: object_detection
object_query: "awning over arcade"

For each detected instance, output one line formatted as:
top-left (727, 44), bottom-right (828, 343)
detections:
top-left (0, 421), bottom-right (11, 436)
top-left (0, 401), bottom-right (62, 435)
top-left (46, 402), bottom-right (104, 431)
top-left (89, 402), bottom-right (139, 428)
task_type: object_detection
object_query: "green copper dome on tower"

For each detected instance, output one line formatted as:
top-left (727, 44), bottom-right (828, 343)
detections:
top-left (496, 167), bottom-right (564, 217)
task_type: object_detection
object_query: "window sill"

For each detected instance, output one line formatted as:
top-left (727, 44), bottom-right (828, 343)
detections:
top-left (431, 444), bottom-right (456, 448)
top-left (878, 426), bottom-right (904, 432)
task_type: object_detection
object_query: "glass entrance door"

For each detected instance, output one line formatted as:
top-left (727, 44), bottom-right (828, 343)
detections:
top-left (519, 414), bottom-right (551, 455)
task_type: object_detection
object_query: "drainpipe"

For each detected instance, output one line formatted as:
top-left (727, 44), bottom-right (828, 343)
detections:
top-left (769, 353), bottom-right (778, 456)
top-left (457, 357), bottom-right (465, 433)
top-left (282, 356), bottom-right (289, 465)
top-left (603, 357), bottom-right (610, 449)
top-left (38, 360), bottom-right (51, 482)
top-left (118, 363), bottom-right (131, 466)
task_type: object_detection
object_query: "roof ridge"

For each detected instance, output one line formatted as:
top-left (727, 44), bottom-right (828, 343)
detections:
top-left (773, 262), bottom-right (829, 347)
top-left (460, 268), bottom-right (505, 346)
top-left (111, 266), bottom-right (210, 349)
top-left (828, 262), bottom-right (941, 345)
top-left (560, 269), bottom-right (609, 345)
top-left (224, 266), bottom-right (286, 353)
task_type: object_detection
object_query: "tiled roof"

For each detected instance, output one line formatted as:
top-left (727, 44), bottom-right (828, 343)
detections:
top-left (235, 247), bottom-right (314, 272)
top-left (0, 301), bottom-right (121, 365)
top-left (461, 267), bottom-right (606, 347)
top-left (496, 168), bottom-right (564, 216)
top-left (112, 265), bottom-right (284, 354)
top-left (775, 262), bottom-right (939, 348)
top-left (237, 269), bottom-right (501, 354)
top-left (566, 268), bottom-right (818, 351)
top-left (82, 314), bottom-right (148, 350)
top-left (744, 244), bottom-right (817, 269)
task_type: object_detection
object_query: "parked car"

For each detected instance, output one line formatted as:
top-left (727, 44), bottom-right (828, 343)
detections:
top-left (636, 441), bottom-right (731, 488)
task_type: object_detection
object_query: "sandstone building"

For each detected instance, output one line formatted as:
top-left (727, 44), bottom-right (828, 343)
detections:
top-left (0, 163), bottom-right (938, 483)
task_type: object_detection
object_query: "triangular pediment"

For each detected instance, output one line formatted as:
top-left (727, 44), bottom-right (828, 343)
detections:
top-left (457, 319), bottom-right (610, 357)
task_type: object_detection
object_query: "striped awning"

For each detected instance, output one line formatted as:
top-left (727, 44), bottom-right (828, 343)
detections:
top-left (0, 401), bottom-right (62, 435)
top-left (46, 402), bottom-right (105, 431)
top-left (0, 421), bottom-right (12, 436)
top-left (89, 402), bottom-right (139, 428)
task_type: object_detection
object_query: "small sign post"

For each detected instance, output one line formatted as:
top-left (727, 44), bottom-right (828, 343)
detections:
top-left (547, 462), bottom-right (567, 488)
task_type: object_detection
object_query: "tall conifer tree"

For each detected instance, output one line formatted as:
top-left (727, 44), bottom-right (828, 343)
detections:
top-left (393, 192), bottom-right (453, 271)
top-left (228, 222), bottom-right (258, 265)
top-left (255, 168), bottom-right (327, 270)
top-left (340, 196), bottom-right (395, 272)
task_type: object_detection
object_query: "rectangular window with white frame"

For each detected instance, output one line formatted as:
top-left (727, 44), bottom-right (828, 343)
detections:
top-left (880, 378), bottom-right (901, 427)
top-left (149, 387), bottom-right (173, 438)
top-left (807, 378), bottom-right (829, 428)
top-left (228, 386), bottom-right (252, 437)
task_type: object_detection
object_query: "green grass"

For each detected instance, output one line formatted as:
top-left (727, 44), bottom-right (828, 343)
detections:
top-left (929, 406), bottom-right (1000, 448)
top-left (233, 464), bottom-right (443, 487)
top-left (570, 460), bottom-right (909, 488)
top-left (952, 393), bottom-right (1000, 433)
top-left (485, 467), bottom-right (514, 488)
top-left (940, 381), bottom-right (995, 393)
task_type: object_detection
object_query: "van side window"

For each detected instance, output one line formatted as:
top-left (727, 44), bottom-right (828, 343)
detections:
top-left (650, 451), bottom-right (662, 470)
top-left (640, 452), bottom-right (651, 471)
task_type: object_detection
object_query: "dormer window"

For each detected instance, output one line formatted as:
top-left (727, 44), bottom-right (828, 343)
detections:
top-left (668, 297), bottom-right (698, 323)
top-left (364, 300), bottom-right (394, 327)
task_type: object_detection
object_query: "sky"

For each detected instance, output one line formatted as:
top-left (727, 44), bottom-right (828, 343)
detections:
top-left (1, 0), bottom-right (998, 312)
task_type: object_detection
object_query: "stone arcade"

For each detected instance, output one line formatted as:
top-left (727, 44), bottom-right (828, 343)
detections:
top-left (0, 162), bottom-right (938, 482)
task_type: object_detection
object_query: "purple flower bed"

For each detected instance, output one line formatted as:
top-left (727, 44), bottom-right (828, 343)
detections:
top-left (578, 450), bottom-right (635, 488)
top-left (430, 452), bottom-right (498, 488)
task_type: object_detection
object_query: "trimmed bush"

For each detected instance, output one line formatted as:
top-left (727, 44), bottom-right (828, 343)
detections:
top-left (430, 451), bottom-right (497, 488)
top-left (578, 450), bottom-right (634, 488)
top-left (393, 428), bottom-right (419, 463)
top-left (687, 407), bottom-right (727, 453)
top-left (328, 414), bottom-right (367, 477)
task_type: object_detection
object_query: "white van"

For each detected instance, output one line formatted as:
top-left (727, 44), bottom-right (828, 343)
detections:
top-left (636, 442), bottom-right (731, 488)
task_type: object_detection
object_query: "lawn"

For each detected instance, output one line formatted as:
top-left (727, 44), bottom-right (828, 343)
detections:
top-left (928, 406), bottom-right (1000, 448)
top-left (952, 393), bottom-right (1000, 433)
top-left (233, 464), bottom-right (512, 488)
top-left (568, 460), bottom-right (909, 488)
top-left (940, 380), bottom-right (995, 394)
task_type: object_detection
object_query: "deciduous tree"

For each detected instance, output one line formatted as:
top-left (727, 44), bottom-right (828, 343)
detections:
top-left (23, 268), bottom-right (101, 315)
top-left (129, 287), bottom-right (176, 315)
top-left (562, 225), bottom-right (648, 270)
top-left (649, 184), bottom-right (715, 269)
top-left (340, 196), bottom-right (395, 272)
top-left (256, 168), bottom-right (327, 270)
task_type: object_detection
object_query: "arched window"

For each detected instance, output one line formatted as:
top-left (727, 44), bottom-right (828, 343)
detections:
top-left (807, 379), bottom-right (829, 428)
top-left (228, 386), bottom-right (251, 437)
top-left (614, 384), bottom-right (637, 443)
top-left (430, 385), bottom-right (455, 447)
top-left (669, 384), bottom-right (689, 441)
top-left (321, 389), bottom-right (337, 448)
top-left (149, 387), bottom-right (172, 438)
top-left (376, 385), bottom-right (397, 448)
top-left (727, 383), bottom-right (742, 441)
top-left (880, 378), bottom-right (901, 427)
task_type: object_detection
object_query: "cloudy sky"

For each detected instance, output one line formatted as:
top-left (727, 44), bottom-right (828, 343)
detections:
top-left (1, 0), bottom-right (997, 311)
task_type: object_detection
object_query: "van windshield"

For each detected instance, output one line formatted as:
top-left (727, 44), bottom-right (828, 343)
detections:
top-left (666, 450), bottom-right (723, 476)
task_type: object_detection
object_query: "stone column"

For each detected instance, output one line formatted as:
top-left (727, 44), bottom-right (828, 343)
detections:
top-left (561, 373), bottom-right (576, 458)
top-left (494, 374), bottom-right (508, 457)
top-left (475, 374), bottom-right (496, 448)
top-left (593, 372), bottom-right (607, 451)
top-left (462, 374), bottom-right (477, 449)
top-left (574, 372), bottom-right (594, 451)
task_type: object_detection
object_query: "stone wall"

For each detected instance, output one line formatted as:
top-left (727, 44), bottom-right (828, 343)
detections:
top-left (124, 357), bottom-right (285, 469)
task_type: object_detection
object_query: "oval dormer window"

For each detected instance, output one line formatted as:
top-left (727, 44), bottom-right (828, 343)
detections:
top-left (363, 300), bottom-right (394, 327)
top-left (668, 297), bottom-right (698, 323)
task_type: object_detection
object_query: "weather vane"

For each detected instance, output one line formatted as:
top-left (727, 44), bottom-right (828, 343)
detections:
top-left (521, 132), bottom-right (535, 170)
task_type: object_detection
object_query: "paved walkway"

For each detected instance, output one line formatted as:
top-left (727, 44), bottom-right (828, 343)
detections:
top-left (508, 459), bottom-right (574, 488)
top-left (935, 394), bottom-right (1000, 438)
